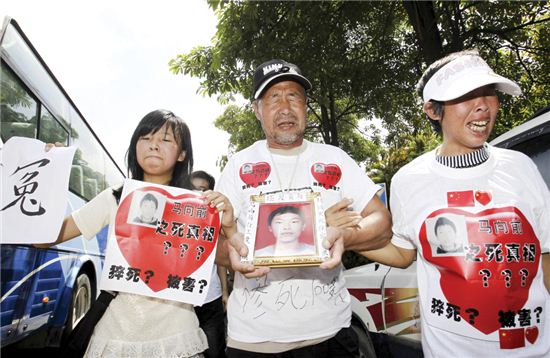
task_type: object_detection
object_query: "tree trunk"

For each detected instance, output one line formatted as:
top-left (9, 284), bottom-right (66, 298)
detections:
top-left (403, 0), bottom-right (444, 63)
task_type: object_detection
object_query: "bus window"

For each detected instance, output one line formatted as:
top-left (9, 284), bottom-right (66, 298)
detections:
top-left (1, 20), bottom-right (72, 125)
top-left (69, 109), bottom-right (107, 200)
top-left (105, 156), bottom-right (125, 188)
top-left (0, 63), bottom-right (38, 141)
top-left (38, 106), bottom-right (69, 145)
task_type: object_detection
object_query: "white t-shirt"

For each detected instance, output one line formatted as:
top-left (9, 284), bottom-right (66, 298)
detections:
top-left (391, 145), bottom-right (550, 358)
top-left (203, 264), bottom-right (222, 304)
top-left (72, 187), bottom-right (208, 358)
top-left (216, 139), bottom-right (379, 343)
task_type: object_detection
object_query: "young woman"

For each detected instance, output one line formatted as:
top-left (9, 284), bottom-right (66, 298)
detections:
top-left (42, 109), bottom-right (236, 358)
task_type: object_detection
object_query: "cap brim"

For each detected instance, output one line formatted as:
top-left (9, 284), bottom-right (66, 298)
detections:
top-left (254, 73), bottom-right (312, 99)
top-left (425, 71), bottom-right (521, 102)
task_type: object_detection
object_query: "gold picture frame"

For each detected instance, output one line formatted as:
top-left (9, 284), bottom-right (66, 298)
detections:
top-left (241, 190), bottom-right (329, 268)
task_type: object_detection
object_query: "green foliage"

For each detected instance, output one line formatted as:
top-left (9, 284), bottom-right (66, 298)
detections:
top-left (171, 2), bottom-right (548, 238)
top-left (171, 1), bottom-right (411, 167)
top-left (214, 104), bottom-right (264, 154)
top-left (425, 1), bottom-right (550, 138)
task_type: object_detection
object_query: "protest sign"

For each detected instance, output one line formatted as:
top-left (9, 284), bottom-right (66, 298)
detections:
top-left (100, 179), bottom-right (220, 305)
top-left (1, 136), bottom-right (76, 244)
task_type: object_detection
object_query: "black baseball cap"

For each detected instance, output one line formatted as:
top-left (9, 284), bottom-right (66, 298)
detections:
top-left (252, 59), bottom-right (312, 100)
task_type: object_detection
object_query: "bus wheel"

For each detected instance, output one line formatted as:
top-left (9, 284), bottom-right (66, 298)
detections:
top-left (67, 272), bottom-right (92, 332)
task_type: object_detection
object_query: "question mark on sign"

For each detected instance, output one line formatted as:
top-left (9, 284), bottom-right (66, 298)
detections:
top-left (534, 307), bottom-right (543, 323)
top-left (479, 269), bottom-right (491, 287)
top-left (501, 269), bottom-right (512, 288)
top-left (196, 246), bottom-right (205, 260)
top-left (180, 243), bottom-right (189, 257)
top-left (163, 241), bottom-right (172, 255)
top-left (198, 279), bottom-right (208, 293)
top-left (144, 270), bottom-right (154, 284)
top-left (519, 268), bottom-right (529, 287)
top-left (465, 308), bottom-right (479, 324)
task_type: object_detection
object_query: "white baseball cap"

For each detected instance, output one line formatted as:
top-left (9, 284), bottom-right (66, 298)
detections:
top-left (422, 54), bottom-right (521, 103)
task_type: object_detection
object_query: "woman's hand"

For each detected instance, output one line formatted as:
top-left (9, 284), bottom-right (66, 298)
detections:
top-left (202, 190), bottom-right (237, 238)
top-left (44, 142), bottom-right (65, 151)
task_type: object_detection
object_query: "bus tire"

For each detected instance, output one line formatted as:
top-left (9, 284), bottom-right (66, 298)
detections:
top-left (66, 272), bottom-right (93, 333)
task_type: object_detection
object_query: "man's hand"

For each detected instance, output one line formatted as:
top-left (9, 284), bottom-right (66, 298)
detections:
top-left (325, 198), bottom-right (362, 229)
top-left (319, 226), bottom-right (345, 270)
top-left (224, 232), bottom-right (270, 278)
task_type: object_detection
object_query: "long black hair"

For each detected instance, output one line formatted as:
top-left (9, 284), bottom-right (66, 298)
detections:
top-left (113, 110), bottom-right (194, 201)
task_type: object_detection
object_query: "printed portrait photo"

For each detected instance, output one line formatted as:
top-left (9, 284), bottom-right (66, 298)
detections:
top-left (313, 163), bottom-right (325, 173)
top-left (127, 191), bottom-right (166, 228)
top-left (254, 202), bottom-right (316, 258)
top-left (242, 164), bottom-right (253, 174)
top-left (426, 214), bottom-right (468, 257)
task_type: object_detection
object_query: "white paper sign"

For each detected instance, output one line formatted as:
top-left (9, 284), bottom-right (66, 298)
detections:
top-left (0, 137), bottom-right (76, 244)
top-left (100, 179), bottom-right (220, 305)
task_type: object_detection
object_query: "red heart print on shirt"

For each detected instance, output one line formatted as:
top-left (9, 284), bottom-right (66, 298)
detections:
top-left (525, 326), bottom-right (539, 344)
top-left (311, 163), bottom-right (342, 189)
top-left (419, 207), bottom-right (539, 335)
top-left (239, 162), bottom-right (271, 188)
top-left (115, 187), bottom-right (220, 292)
top-left (475, 191), bottom-right (492, 206)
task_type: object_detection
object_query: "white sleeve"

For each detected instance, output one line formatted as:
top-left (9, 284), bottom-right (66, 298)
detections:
top-left (389, 174), bottom-right (416, 250)
top-left (527, 159), bottom-right (550, 253)
top-left (72, 188), bottom-right (115, 240)
top-left (215, 158), bottom-right (244, 220)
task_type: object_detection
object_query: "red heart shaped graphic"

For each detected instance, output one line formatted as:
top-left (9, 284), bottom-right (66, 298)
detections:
top-left (239, 162), bottom-right (271, 188)
top-left (115, 187), bottom-right (220, 292)
top-left (475, 191), bottom-right (492, 206)
top-left (420, 207), bottom-right (539, 335)
top-left (525, 326), bottom-right (538, 344)
top-left (311, 163), bottom-right (342, 189)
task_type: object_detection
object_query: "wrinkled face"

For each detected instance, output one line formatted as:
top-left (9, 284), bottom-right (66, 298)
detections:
top-left (253, 81), bottom-right (307, 149)
top-left (191, 178), bottom-right (210, 192)
top-left (427, 85), bottom-right (499, 156)
top-left (436, 224), bottom-right (458, 250)
top-left (269, 212), bottom-right (305, 244)
top-left (140, 200), bottom-right (157, 221)
top-left (136, 123), bottom-right (185, 184)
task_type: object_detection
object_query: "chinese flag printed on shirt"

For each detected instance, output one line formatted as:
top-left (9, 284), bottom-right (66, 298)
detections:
top-left (499, 328), bottom-right (525, 349)
top-left (447, 190), bottom-right (475, 207)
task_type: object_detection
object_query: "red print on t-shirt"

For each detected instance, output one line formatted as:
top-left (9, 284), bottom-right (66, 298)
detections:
top-left (311, 163), bottom-right (341, 189)
top-left (239, 162), bottom-right (271, 188)
top-left (419, 206), bottom-right (540, 336)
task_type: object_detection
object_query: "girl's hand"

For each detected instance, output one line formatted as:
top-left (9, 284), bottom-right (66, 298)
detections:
top-left (44, 142), bottom-right (65, 152)
top-left (202, 190), bottom-right (236, 233)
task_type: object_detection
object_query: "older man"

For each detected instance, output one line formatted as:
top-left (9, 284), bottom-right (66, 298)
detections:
top-left (216, 59), bottom-right (391, 357)
top-left (363, 50), bottom-right (550, 357)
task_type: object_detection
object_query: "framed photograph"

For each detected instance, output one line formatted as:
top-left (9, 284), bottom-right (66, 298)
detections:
top-left (241, 190), bottom-right (329, 268)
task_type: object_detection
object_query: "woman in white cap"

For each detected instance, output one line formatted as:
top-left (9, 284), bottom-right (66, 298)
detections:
top-left (353, 49), bottom-right (550, 357)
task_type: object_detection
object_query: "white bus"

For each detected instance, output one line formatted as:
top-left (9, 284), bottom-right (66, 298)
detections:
top-left (1, 16), bottom-right (124, 348)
